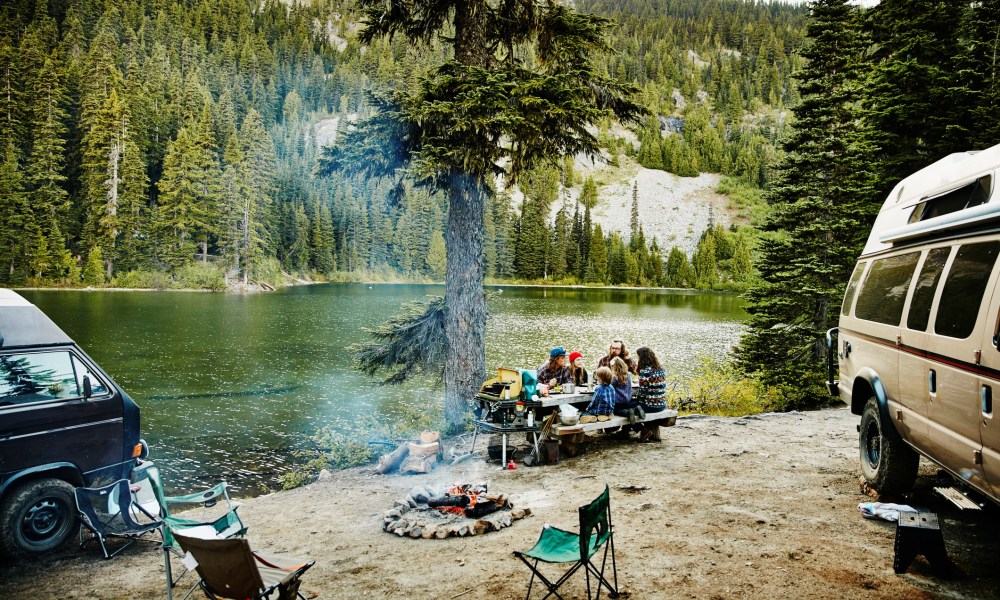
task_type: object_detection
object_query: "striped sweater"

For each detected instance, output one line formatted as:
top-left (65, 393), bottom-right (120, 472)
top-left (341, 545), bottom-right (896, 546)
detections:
top-left (635, 366), bottom-right (667, 411)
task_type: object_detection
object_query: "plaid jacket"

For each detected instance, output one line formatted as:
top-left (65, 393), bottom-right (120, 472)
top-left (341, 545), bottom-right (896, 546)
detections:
top-left (536, 363), bottom-right (571, 386)
top-left (585, 384), bottom-right (615, 416)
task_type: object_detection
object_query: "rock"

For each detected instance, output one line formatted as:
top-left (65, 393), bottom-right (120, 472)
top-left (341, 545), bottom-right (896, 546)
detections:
top-left (473, 520), bottom-right (490, 535)
top-left (421, 526), bottom-right (437, 539)
top-left (511, 509), bottom-right (525, 520)
top-left (385, 508), bottom-right (402, 519)
top-left (409, 527), bottom-right (423, 538)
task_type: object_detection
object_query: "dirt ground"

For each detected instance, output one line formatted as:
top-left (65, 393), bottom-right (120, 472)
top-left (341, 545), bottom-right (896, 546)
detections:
top-left (2, 407), bottom-right (999, 599)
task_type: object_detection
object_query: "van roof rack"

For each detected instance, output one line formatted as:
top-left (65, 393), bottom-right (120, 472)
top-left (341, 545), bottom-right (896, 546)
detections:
top-left (861, 143), bottom-right (1000, 257)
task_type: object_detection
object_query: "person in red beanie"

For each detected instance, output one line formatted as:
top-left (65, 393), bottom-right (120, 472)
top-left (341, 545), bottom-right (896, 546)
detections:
top-left (568, 350), bottom-right (589, 387)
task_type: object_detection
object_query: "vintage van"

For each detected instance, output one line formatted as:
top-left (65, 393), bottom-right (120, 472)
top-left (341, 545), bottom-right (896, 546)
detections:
top-left (0, 289), bottom-right (146, 557)
top-left (829, 142), bottom-right (1000, 505)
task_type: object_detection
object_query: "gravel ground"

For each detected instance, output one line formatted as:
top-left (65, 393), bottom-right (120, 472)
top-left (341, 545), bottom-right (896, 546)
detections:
top-left (1, 407), bottom-right (998, 599)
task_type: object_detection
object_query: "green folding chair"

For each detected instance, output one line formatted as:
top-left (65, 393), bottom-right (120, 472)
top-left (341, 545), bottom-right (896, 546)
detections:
top-left (514, 484), bottom-right (619, 600)
top-left (131, 463), bottom-right (247, 600)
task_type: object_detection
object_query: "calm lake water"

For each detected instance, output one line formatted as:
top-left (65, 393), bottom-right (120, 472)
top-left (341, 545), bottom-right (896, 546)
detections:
top-left (19, 284), bottom-right (746, 496)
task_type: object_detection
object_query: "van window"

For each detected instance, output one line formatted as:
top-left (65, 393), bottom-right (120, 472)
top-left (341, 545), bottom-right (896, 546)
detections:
top-left (908, 175), bottom-right (992, 223)
top-left (855, 252), bottom-right (920, 325)
top-left (906, 247), bottom-right (951, 331)
top-left (841, 263), bottom-right (866, 316)
top-left (0, 352), bottom-right (108, 406)
top-left (934, 241), bottom-right (1000, 338)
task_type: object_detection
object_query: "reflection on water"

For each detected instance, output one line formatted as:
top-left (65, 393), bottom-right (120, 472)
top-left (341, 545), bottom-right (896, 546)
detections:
top-left (20, 284), bottom-right (745, 496)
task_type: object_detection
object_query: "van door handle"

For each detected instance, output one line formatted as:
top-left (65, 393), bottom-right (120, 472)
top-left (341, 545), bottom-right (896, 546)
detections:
top-left (928, 370), bottom-right (936, 394)
top-left (982, 385), bottom-right (993, 415)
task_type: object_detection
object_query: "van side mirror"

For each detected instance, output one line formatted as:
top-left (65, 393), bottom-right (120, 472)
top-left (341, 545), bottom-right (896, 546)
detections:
top-left (82, 375), bottom-right (93, 399)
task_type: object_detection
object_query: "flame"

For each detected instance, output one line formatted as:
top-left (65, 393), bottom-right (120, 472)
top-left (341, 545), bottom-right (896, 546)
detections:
top-left (437, 485), bottom-right (478, 515)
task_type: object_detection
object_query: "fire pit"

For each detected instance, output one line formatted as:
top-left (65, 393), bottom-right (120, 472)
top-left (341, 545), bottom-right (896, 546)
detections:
top-left (383, 483), bottom-right (531, 539)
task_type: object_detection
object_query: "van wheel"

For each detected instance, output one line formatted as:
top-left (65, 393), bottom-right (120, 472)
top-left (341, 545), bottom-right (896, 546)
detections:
top-left (0, 479), bottom-right (77, 558)
top-left (859, 398), bottom-right (919, 496)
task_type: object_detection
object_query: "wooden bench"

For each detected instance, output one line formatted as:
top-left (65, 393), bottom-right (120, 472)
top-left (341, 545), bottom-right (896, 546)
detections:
top-left (536, 392), bottom-right (678, 456)
top-left (551, 410), bottom-right (678, 435)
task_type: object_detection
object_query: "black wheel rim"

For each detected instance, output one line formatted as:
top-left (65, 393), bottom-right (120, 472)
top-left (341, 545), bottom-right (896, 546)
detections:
top-left (21, 497), bottom-right (67, 543)
top-left (864, 421), bottom-right (881, 469)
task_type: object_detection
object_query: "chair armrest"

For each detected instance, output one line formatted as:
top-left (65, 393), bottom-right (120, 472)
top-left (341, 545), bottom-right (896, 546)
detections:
top-left (163, 482), bottom-right (229, 507)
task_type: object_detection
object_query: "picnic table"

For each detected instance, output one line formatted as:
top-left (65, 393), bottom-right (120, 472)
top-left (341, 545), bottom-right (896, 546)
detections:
top-left (471, 388), bottom-right (678, 464)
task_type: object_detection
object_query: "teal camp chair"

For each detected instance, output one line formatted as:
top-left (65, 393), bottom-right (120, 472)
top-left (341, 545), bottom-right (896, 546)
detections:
top-left (74, 479), bottom-right (162, 559)
top-left (514, 484), bottom-right (618, 600)
top-left (132, 463), bottom-right (247, 600)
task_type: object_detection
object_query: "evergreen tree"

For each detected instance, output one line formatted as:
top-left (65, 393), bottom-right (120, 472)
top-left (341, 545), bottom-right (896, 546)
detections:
top-left (956, 0), bottom-right (1000, 148)
top-left (860, 0), bottom-right (966, 191)
top-left (692, 232), bottom-right (718, 289)
top-left (579, 176), bottom-right (599, 209)
top-left (0, 142), bottom-right (31, 281)
top-left (585, 224), bottom-right (608, 284)
top-left (736, 0), bottom-right (872, 404)
top-left (25, 56), bottom-right (70, 278)
top-left (629, 180), bottom-right (639, 239)
top-left (426, 230), bottom-right (446, 279)
top-left (155, 126), bottom-right (216, 269)
top-left (608, 233), bottom-right (628, 285)
top-left (664, 246), bottom-right (691, 288)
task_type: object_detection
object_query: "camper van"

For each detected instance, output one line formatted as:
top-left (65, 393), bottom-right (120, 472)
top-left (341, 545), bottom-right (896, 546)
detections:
top-left (0, 289), bottom-right (146, 557)
top-left (829, 143), bottom-right (1000, 506)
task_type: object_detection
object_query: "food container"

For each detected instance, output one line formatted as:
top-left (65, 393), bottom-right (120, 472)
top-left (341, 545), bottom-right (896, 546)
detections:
top-left (559, 413), bottom-right (579, 426)
top-left (563, 383), bottom-right (575, 394)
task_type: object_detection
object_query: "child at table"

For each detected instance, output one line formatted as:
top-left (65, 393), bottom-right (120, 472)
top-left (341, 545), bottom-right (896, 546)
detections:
top-left (580, 366), bottom-right (614, 423)
top-left (610, 356), bottom-right (644, 424)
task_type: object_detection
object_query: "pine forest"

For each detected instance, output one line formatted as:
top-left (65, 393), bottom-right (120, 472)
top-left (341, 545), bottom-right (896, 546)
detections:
top-left (0, 0), bottom-right (811, 291)
top-left (2, 0), bottom-right (1000, 406)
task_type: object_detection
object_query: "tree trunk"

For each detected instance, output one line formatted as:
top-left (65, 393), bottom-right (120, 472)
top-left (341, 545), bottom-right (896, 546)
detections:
top-left (443, 172), bottom-right (487, 430)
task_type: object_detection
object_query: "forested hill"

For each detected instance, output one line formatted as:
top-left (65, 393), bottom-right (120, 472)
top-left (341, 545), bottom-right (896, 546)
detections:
top-left (0, 0), bottom-right (805, 290)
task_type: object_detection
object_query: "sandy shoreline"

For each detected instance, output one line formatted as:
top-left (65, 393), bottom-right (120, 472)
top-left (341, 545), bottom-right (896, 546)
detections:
top-left (2, 407), bottom-right (997, 599)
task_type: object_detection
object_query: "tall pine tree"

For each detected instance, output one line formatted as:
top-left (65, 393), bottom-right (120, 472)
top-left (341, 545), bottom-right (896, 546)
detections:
top-left (736, 0), bottom-right (872, 404)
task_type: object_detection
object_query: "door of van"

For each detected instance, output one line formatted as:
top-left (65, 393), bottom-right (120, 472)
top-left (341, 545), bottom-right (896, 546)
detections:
top-left (924, 240), bottom-right (1000, 494)
top-left (846, 251), bottom-right (922, 436)
top-left (0, 349), bottom-right (124, 482)
top-left (895, 247), bottom-right (952, 453)
top-left (977, 266), bottom-right (1000, 501)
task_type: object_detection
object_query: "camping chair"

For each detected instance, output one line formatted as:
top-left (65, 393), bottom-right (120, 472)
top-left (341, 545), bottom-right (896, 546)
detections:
top-left (131, 463), bottom-right (247, 600)
top-left (74, 479), bottom-right (162, 559)
top-left (513, 484), bottom-right (619, 600)
top-left (172, 531), bottom-right (314, 600)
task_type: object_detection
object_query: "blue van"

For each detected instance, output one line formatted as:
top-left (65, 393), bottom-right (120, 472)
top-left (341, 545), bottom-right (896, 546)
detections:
top-left (0, 289), bottom-right (145, 557)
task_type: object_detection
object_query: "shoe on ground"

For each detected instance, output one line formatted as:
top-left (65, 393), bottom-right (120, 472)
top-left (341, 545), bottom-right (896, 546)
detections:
top-left (597, 414), bottom-right (611, 422)
top-left (580, 413), bottom-right (597, 424)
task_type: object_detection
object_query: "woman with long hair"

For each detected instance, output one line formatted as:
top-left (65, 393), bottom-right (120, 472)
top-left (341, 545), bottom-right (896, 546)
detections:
top-left (635, 346), bottom-right (667, 414)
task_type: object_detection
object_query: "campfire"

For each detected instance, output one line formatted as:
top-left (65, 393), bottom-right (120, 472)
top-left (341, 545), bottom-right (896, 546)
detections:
top-left (383, 483), bottom-right (531, 539)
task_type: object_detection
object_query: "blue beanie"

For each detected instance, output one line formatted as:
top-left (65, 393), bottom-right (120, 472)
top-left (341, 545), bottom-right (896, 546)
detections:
top-left (550, 346), bottom-right (567, 358)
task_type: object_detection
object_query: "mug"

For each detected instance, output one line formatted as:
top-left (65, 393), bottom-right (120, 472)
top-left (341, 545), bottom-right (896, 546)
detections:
top-left (563, 383), bottom-right (575, 394)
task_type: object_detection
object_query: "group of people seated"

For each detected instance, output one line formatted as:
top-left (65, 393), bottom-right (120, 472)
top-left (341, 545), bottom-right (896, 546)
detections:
top-left (536, 340), bottom-right (667, 425)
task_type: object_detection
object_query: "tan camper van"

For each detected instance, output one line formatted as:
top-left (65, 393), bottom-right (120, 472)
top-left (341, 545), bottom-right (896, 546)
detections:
top-left (829, 142), bottom-right (1000, 505)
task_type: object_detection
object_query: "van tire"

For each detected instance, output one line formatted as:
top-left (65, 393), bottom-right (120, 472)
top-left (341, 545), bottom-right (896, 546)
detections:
top-left (859, 398), bottom-right (919, 495)
top-left (0, 478), bottom-right (77, 558)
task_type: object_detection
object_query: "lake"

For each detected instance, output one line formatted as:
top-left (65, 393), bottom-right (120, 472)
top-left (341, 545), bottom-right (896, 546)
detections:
top-left (18, 284), bottom-right (746, 496)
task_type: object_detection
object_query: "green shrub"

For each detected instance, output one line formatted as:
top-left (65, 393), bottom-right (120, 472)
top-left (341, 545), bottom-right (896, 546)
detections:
top-left (174, 263), bottom-right (226, 290)
top-left (679, 355), bottom-right (789, 416)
